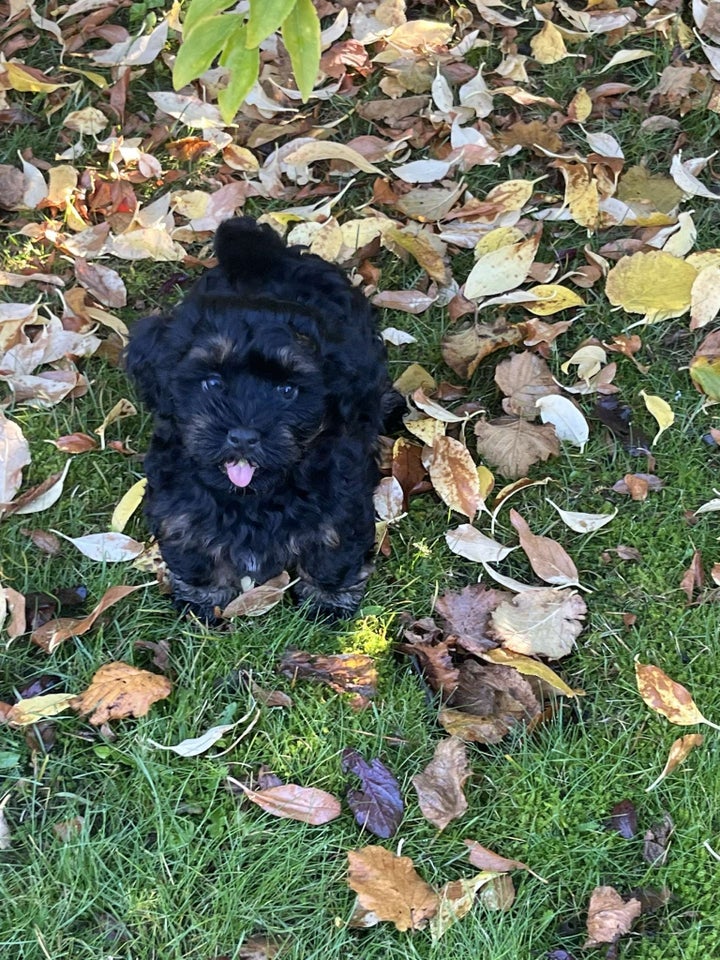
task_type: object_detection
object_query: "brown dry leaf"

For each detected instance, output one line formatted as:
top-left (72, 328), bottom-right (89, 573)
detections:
top-left (444, 660), bottom-right (541, 742)
top-left (584, 886), bottom-right (642, 948)
top-left (74, 259), bottom-right (127, 308)
top-left (680, 549), bottom-right (704, 603)
top-left (278, 650), bottom-right (377, 705)
top-left (382, 224), bottom-right (452, 285)
top-left (445, 524), bottom-right (515, 566)
top-left (490, 587), bottom-right (586, 659)
top-left (435, 583), bottom-right (509, 654)
top-left (347, 847), bottom-right (439, 932)
top-left (222, 573), bottom-right (293, 618)
top-left (50, 433), bottom-right (98, 454)
top-left (71, 661), bottom-right (172, 725)
top-left (494, 351), bottom-right (561, 420)
top-left (373, 476), bottom-right (405, 521)
top-left (1, 462), bottom-right (71, 519)
top-left (646, 733), bottom-right (704, 791)
top-left (397, 618), bottom-right (460, 698)
top-left (612, 473), bottom-right (662, 500)
top-left (464, 839), bottom-right (530, 874)
top-left (0, 585), bottom-right (26, 641)
top-left (475, 417), bottom-right (559, 479)
top-left (424, 437), bottom-right (482, 520)
top-left (95, 399), bottom-right (137, 447)
top-left (441, 322), bottom-right (524, 380)
top-left (0, 411), bottom-right (31, 505)
top-left (509, 509), bottom-right (580, 587)
top-left (412, 737), bottom-right (471, 831)
top-left (32, 583), bottom-right (148, 653)
top-left (635, 662), bottom-right (720, 729)
top-left (235, 782), bottom-right (341, 825)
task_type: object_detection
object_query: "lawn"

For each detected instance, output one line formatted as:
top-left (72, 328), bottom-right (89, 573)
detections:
top-left (2, 2), bottom-right (720, 958)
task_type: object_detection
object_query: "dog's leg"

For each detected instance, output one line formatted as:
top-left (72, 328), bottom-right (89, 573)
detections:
top-left (294, 528), bottom-right (375, 620)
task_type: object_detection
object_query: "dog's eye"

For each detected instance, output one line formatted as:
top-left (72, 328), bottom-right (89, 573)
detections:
top-left (276, 383), bottom-right (298, 401)
top-left (202, 375), bottom-right (223, 392)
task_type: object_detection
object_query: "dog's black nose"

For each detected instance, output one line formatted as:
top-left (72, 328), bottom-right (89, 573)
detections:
top-left (227, 427), bottom-right (259, 449)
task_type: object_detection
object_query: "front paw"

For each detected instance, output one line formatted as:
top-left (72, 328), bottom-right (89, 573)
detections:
top-left (293, 576), bottom-right (369, 622)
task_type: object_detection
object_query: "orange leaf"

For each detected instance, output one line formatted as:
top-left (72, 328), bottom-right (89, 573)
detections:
top-left (635, 661), bottom-right (719, 729)
top-left (71, 661), bottom-right (172, 725)
top-left (347, 846), bottom-right (439, 931)
top-left (646, 733), bottom-right (704, 791)
top-left (509, 509), bottom-right (579, 586)
top-left (32, 583), bottom-right (148, 653)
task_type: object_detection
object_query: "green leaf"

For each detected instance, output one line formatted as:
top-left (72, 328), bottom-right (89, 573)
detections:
top-left (246, 0), bottom-right (297, 48)
top-left (218, 23), bottom-right (260, 124)
top-left (281, 0), bottom-right (321, 102)
top-left (173, 14), bottom-right (241, 90)
top-left (183, 0), bottom-right (238, 33)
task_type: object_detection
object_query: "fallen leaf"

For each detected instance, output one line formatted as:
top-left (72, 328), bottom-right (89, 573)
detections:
top-left (495, 351), bottom-right (561, 420)
top-left (397, 618), bottom-right (460, 697)
top-left (635, 661), bottom-right (720, 729)
top-left (222, 572), bottom-right (293, 618)
top-left (347, 847), bottom-right (438, 932)
top-left (110, 478), bottom-right (147, 533)
top-left (680, 549), bottom-right (703, 603)
top-left (342, 748), bottom-right (403, 839)
top-left (435, 583), bottom-right (508, 654)
top-left (604, 799), bottom-right (638, 839)
top-left (50, 433), bottom-right (98, 454)
top-left (373, 476), bottom-right (405, 522)
top-left (32, 583), bottom-right (148, 653)
top-left (509, 510), bottom-right (580, 587)
top-left (490, 587), bottom-right (586, 659)
top-left (424, 437), bottom-right (482, 520)
top-left (6, 692), bottom-right (76, 727)
top-left (0, 411), bottom-right (31, 505)
top-left (71, 661), bottom-right (172, 725)
top-left (278, 650), bottom-right (377, 704)
top-left (444, 660), bottom-right (541, 742)
top-left (584, 886), bottom-right (642, 948)
top-left (646, 734), bottom-right (704, 791)
top-left (442, 321), bottom-right (523, 380)
top-left (546, 499), bottom-right (617, 533)
top-left (464, 839), bottom-right (531, 874)
top-left (465, 234), bottom-right (541, 300)
top-left (412, 737), bottom-right (470, 831)
top-left (535, 396), bottom-right (589, 450)
top-left (445, 525), bottom-right (515, 564)
top-left (640, 388), bottom-right (675, 444)
top-left (234, 782), bottom-right (341, 825)
top-left (643, 813), bottom-right (674, 866)
top-left (481, 647), bottom-right (577, 697)
top-left (475, 417), bottom-right (560, 479)
top-left (430, 872), bottom-right (501, 941)
top-left (605, 250), bottom-right (697, 320)
top-left (148, 716), bottom-right (253, 757)
top-left (52, 531), bottom-right (145, 562)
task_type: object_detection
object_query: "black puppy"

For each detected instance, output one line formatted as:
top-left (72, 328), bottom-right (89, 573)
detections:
top-left (126, 217), bottom-right (397, 621)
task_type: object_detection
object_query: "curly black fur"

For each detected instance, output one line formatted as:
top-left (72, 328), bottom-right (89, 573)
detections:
top-left (126, 217), bottom-right (399, 621)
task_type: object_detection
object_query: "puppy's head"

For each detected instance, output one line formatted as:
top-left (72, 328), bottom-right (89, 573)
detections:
top-left (126, 297), bottom-right (327, 495)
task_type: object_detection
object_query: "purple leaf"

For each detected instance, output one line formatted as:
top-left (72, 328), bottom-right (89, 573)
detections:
top-left (341, 748), bottom-right (403, 839)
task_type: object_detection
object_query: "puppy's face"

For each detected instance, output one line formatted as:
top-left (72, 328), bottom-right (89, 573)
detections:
top-left (169, 312), bottom-right (326, 495)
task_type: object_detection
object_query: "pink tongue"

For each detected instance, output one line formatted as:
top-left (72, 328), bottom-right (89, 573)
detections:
top-left (226, 460), bottom-right (255, 488)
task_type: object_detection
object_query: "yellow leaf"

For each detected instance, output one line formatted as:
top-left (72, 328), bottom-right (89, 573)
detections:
top-left (484, 180), bottom-right (539, 213)
top-left (646, 733), bottom-right (704, 791)
top-left (7, 693), bottom-right (76, 727)
top-left (482, 648), bottom-right (577, 697)
top-left (425, 437), bottom-right (482, 520)
top-left (526, 284), bottom-right (585, 316)
top-left (560, 345), bottom-right (606, 381)
top-left (555, 162), bottom-right (599, 230)
top-left (635, 661), bottom-right (720, 729)
top-left (110, 478), bottom-right (147, 533)
top-left (4, 62), bottom-right (74, 94)
top-left (690, 265), bottom-right (720, 330)
top-left (605, 250), bottom-right (697, 320)
top-left (530, 21), bottom-right (569, 64)
top-left (474, 226), bottom-right (525, 256)
top-left (477, 465), bottom-right (494, 500)
top-left (465, 234), bottom-right (540, 300)
top-left (567, 87), bottom-right (592, 122)
top-left (640, 390), bottom-right (674, 445)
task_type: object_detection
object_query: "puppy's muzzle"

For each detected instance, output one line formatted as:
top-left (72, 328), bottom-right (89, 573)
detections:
top-left (227, 426), bottom-right (260, 454)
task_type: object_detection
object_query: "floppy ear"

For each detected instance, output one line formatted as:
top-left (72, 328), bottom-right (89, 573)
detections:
top-left (124, 313), bottom-right (175, 416)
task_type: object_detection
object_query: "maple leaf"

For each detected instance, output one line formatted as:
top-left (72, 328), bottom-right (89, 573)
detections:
top-left (347, 847), bottom-right (439, 932)
top-left (71, 661), bottom-right (172, 725)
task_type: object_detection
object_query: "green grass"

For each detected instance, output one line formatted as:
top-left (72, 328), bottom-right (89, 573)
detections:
top-left (3, 7), bottom-right (720, 960)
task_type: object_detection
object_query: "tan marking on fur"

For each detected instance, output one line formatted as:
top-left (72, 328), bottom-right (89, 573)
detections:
top-left (188, 336), bottom-right (237, 367)
top-left (277, 344), bottom-right (318, 375)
